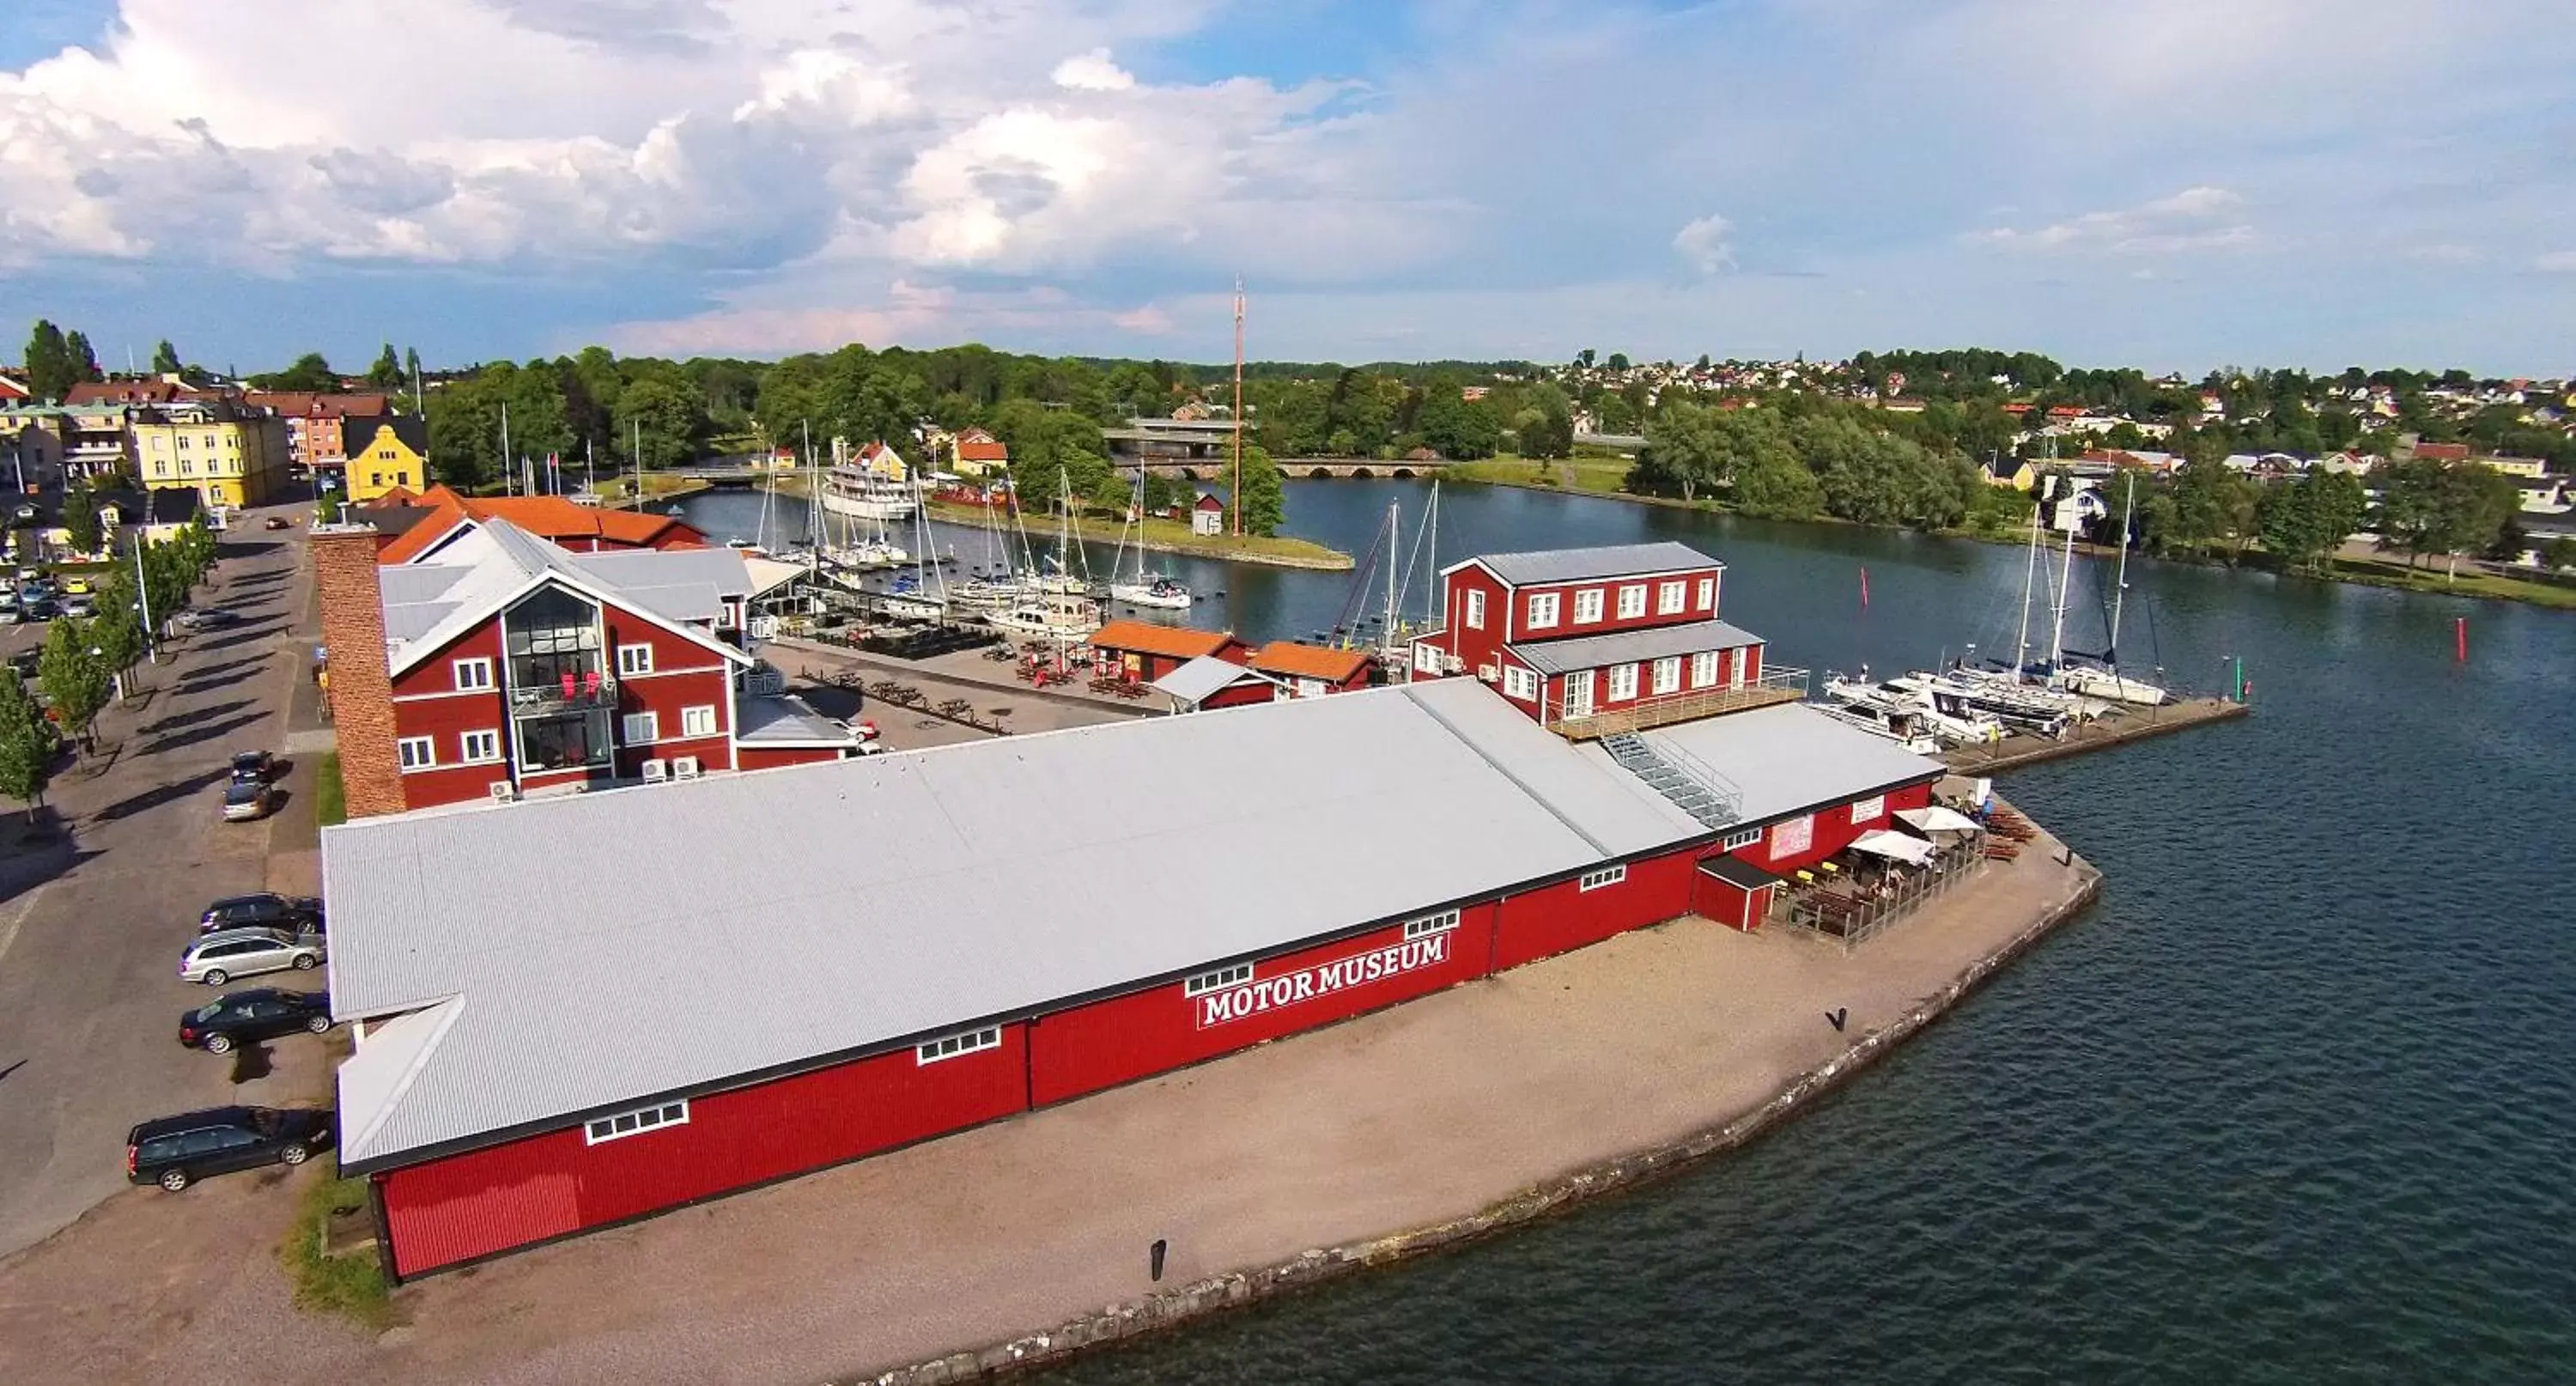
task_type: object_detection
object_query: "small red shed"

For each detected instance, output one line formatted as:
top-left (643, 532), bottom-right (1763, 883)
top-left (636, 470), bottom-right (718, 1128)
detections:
top-left (1090, 621), bottom-right (1246, 683)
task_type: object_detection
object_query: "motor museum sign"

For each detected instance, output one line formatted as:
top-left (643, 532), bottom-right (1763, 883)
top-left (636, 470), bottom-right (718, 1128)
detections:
top-left (1194, 933), bottom-right (1452, 1030)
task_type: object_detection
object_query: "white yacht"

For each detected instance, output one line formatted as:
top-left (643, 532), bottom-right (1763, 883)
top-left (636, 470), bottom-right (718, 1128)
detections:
top-left (819, 464), bottom-right (918, 522)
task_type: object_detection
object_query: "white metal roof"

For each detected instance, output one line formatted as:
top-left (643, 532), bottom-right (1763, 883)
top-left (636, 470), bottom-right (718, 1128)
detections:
top-left (1510, 620), bottom-right (1764, 676)
top-left (1150, 654), bottom-right (1279, 706)
top-left (324, 679), bottom-right (1678, 1168)
top-left (1464, 542), bottom-right (1721, 587)
top-left (734, 693), bottom-right (854, 745)
top-left (378, 520), bottom-right (750, 675)
top-left (1608, 703), bottom-right (1944, 828)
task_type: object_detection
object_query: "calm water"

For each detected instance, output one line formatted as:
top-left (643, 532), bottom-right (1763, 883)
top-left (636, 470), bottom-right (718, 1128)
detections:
top-left (679, 482), bottom-right (2576, 1382)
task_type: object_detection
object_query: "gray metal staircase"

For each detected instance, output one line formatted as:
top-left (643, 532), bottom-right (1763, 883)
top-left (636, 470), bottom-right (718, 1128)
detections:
top-left (1602, 733), bottom-right (1742, 829)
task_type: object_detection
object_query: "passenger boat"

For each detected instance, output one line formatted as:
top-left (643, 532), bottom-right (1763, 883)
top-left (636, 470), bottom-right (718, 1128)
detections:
top-left (986, 593), bottom-right (1103, 641)
top-left (818, 464), bottom-right (918, 521)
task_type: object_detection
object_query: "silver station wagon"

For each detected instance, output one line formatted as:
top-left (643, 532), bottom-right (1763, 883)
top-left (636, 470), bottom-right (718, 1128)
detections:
top-left (180, 927), bottom-right (326, 987)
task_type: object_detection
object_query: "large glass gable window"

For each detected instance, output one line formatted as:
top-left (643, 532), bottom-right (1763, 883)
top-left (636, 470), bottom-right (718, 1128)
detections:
top-left (507, 586), bottom-right (601, 691)
top-left (519, 711), bottom-right (609, 773)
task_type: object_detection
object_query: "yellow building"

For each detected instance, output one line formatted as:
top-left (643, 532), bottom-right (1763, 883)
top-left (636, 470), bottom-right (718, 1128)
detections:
top-left (135, 406), bottom-right (290, 510)
top-left (342, 416), bottom-right (432, 502)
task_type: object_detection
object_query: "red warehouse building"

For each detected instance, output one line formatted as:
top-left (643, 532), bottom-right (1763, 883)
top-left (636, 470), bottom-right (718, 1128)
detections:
top-left (1410, 542), bottom-right (1801, 731)
top-left (1088, 620), bottom-right (1247, 683)
top-left (325, 630), bottom-right (1943, 1278)
top-left (316, 518), bottom-right (856, 818)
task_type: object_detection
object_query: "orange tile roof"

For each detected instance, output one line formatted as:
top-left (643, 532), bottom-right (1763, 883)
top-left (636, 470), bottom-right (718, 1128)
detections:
top-left (371, 485), bottom-right (703, 564)
top-left (1090, 620), bottom-right (1236, 660)
top-left (1248, 641), bottom-right (1370, 683)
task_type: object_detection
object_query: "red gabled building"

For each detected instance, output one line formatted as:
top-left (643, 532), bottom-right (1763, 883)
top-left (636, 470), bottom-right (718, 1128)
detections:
top-left (317, 517), bottom-right (854, 818)
top-left (1089, 620), bottom-right (1247, 683)
top-left (362, 483), bottom-right (708, 563)
top-left (1409, 543), bottom-right (1781, 731)
top-left (1248, 640), bottom-right (1373, 698)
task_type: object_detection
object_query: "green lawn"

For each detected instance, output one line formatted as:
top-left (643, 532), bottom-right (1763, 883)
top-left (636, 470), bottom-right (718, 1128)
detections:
top-left (1449, 455), bottom-right (1635, 495)
top-left (279, 1171), bottom-right (391, 1328)
top-left (2327, 556), bottom-right (2576, 610)
top-left (313, 751), bottom-right (345, 828)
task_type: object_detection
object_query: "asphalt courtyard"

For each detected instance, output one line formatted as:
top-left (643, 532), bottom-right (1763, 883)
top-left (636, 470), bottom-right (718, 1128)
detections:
top-left (0, 506), bottom-right (333, 1260)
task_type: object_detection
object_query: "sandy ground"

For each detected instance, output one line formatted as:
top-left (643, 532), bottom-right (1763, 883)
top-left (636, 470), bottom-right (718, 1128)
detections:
top-left (0, 799), bottom-right (2095, 1386)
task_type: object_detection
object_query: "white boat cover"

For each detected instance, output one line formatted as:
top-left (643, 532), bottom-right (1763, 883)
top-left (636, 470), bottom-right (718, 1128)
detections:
top-left (1849, 828), bottom-right (1936, 866)
top-left (1895, 805), bottom-right (1982, 835)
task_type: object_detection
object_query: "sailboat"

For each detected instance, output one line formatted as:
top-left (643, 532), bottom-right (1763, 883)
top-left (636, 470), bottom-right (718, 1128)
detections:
top-left (2050, 472), bottom-right (2171, 706)
top-left (1030, 469), bottom-right (1095, 596)
top-left (1108, 472), bottom-right (1193, 609)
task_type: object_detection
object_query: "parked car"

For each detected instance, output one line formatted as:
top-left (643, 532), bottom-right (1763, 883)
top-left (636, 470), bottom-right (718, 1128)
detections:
top-left (180, 927), bottom-right (325, 986)
top-left (174, 608), bottom-right (238, 631)
top-left (60, 593), bottom-right (95, 618)
top-left (229, 750), bottom-right (278, 784)
top-left (19, 596), bottom-right (55, 622)
top-left (178, 988), bottom-right (333, 1054)
top-left (60, 576), bottom-right (92, 594)
top-left (6, 648), bottom-right (39, 679)
top-left (126, 1106), bottom-right (334, 1191)
top-left (221, 779), bottom-right (276, 822)
top-left (198, 891), bottom-right (324, 935)
top-left (0, 605), bottom-right (18, 627)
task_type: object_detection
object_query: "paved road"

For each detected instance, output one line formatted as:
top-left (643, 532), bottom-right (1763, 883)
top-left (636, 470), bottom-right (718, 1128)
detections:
top-left (0, 508), bottom-right (329, 1259)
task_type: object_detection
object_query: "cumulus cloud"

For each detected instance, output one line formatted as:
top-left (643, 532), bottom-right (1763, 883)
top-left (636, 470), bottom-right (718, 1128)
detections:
top-left (1973, 185), bottom-right (2257, 254)
top-left (1672, 213), bottom-right (1735, 275)
top-left (1051, 49), bottom-right (1137, 92)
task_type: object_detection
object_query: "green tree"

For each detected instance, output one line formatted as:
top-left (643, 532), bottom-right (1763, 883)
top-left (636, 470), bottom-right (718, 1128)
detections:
top-left (2254, 470), bottom-right (2363, 574)
top-left (1414, 387), bottom-right (1503, 459)
top-left (367, 343), bottom-right (403, 390)
top-left (37, 620), bottom-right (111, 756)
top-left (1235, 443), bottom-right (1285, 537)
top-left (611, 375), bottom-right (706, 470)
top-left (150, 339), bottom-right (183, 375)
top-left (1606, 352), bottom-right (1631, 372)
top-left (2539, 537), bottom-right (2576, 573)
top-left (256, 352), bottom-right (338, 392)
top-left (23, 320), bottom-right (74, 400)
top-left (63, 331), bottom-right (102, 384)
top-left (91, 568), bottom-right (145, 696)
top-left (2168, 455), bottom-right (2257, 558)
top-left (0, 672), bottom-right (52, 822)
top-left (61, 484), bottom-right (101, 557)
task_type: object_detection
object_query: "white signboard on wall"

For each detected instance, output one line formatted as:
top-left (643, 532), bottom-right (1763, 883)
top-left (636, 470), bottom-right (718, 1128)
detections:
top-left (1770, 814), bottom-right (1814, 857)
top-left (1850, 795), bottom-right (1885, 824)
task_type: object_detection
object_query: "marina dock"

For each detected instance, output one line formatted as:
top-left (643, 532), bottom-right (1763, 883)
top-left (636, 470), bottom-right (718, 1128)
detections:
top-left (1940, 695), bottom-right (2250, 775)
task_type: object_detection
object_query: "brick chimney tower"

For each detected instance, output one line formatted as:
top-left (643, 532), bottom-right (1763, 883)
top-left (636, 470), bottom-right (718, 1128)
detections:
top-left (312, 522), bottom-right (407, 818)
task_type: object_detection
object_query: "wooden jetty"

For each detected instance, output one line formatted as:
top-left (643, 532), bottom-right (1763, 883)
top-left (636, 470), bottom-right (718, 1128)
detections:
top-left (1940, 696), bottom-right (2250, 775)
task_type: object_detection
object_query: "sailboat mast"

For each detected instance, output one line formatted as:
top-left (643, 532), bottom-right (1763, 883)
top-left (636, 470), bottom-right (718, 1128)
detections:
top-left (802, 422), bottom-right (817, 580)
top-left (500, 401), bottom-right (512, 497)
top-left (1382, 499), bottom-right (1400, 642)
top-left (1424, 481), bottom-right (1440, 629)
top-left (2013, 502), bottom-right (2039, 678)
top-left (2108, 471), bottom-right (2136, 666)
top-left (1230, 277), bottom-right (1245, 538)
top-left (2048, 518), bottom-right (2076, 670)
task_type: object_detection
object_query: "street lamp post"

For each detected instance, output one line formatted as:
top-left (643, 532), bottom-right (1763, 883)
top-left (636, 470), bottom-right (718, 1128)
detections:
top-left (134, 538), bottom-right (155, 666)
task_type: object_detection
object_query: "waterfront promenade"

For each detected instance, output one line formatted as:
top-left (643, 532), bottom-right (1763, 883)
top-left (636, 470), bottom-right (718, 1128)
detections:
top-left (0, 794), bottom-right (2099, 1385)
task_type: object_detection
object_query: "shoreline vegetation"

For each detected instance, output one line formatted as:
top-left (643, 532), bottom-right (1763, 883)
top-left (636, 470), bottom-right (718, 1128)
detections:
top-left (1447, 456), bottom-right (2576, 611)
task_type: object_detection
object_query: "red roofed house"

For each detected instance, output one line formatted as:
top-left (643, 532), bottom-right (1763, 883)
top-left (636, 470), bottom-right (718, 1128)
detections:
top-left (1247, 641), bottom-right (1372, 698)
top-left (0, 374), bottom-right (28, 403)
top-left (2410, 441), bottom-right (2471, 463)
top-left (315, 516), bottom-right (856, 818)
top-left (950, 427), bottom-right (1010, 477)
top-left (2045, 405), bottom-right (2086, 420)
top-left (1087, 620), bottom-right (1247, 683)
top-left (244, 392), bottom-right (392, 477)
top-left (363, 484), bottom-right (708, 564)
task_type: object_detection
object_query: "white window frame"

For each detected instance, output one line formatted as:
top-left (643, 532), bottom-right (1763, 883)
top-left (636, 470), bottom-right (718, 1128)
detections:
top-left (1578, 864), bottom-right (1627, 892)
top-left (1185, 963), bottom-right (1254, 997)
top-left (1651, 656), bottom-right (1681, 696)
top-left (621, 711), bottom-right (659, 745)
top-left (1405, 909), bottom-right (1461, 939)
top-left (1607, 662), bottom-right (1639, 701)
top-left (1502, 665), bottom-right (1538, 702)
top-left (1851, 794), bottom-right (1886, 824)
top-left (616, 643), bottom-right (654, 677)
top-left (459, 729), bottom-right (501, 764)
top-left (585, 1100), bottom-right (688, 1146)
top-left (915, 1026), bottom-right (1000, 1066)
top-left (1657, 580), bottom-right (1686, 614)
top-left (1526, 592), bottom-right (1560, 629)
top-left (1721, 826), bottom-right (1764, 850)
top-left (1696, 576), bottom-right (1716, 611)
top-left (681, 704), bottom-right (719, 738)
top-left (1689, 651), bottom-right (1719, 689)
top-left (396, 736), bottom-right (435, 770)
top-left (1573, 588), bottom-right (1604, 623)
top-left (1616, 584), bottom-right (1646, 619)
top-left (452, 657), bottom-right (494, 691)
top-left (1464, 589), bottom-right (1486, 629)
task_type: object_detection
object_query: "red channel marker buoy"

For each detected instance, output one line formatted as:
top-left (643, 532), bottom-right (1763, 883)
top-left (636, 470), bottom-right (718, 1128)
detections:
top-left (2456, 617), bottom-right (2467, 664)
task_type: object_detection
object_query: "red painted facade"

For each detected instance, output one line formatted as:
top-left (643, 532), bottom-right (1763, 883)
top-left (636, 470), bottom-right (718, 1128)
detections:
top-left (379, 1025), bottom-right (1030, 1277)
top-left (1735, 781), bottom-right (1933, 875)
top-left (735, 745), bottom-right (850, 772)
top-left (1489, 852), bottom-right (1697, 970)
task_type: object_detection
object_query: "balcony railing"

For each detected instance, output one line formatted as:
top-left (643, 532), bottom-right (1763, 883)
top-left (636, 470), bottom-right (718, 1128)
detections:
top-left (510, 672), bottom-right (619, 715)
top-left (1545, 666), bottom-right (1811, 739)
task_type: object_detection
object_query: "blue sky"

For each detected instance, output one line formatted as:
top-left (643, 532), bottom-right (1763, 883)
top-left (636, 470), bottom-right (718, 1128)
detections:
top-left (2, 1), bottom-right (2572, 376)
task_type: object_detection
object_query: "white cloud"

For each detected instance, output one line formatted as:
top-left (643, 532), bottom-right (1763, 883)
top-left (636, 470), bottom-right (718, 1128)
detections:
top-left (1974, 186), bottom-right (2257, 254)
top-left (1051, 49), bottom-right (1136, 92)
top-left (2537, 251), bottom-right (2576, 272)
top-left (1672, 213), bottom-right (1735, 275)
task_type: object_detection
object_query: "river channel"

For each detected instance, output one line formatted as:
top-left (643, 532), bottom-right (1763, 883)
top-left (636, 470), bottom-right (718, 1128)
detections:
top-left (673, 480), bottom-right (2575, 1382)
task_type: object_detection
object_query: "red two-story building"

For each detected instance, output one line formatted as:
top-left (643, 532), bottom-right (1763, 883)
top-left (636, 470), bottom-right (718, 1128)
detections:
top-left (1410, 542), bottom-right (1785, 729)
top-left (321, 518), bottom-right (856, 818)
